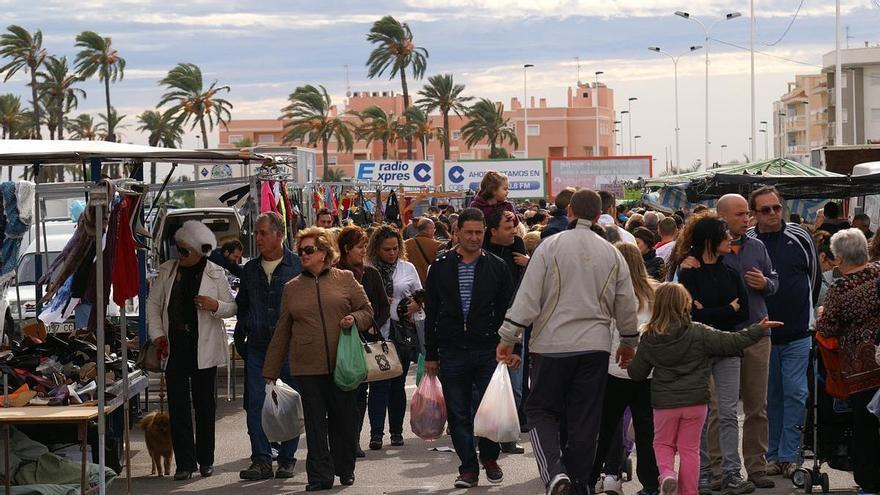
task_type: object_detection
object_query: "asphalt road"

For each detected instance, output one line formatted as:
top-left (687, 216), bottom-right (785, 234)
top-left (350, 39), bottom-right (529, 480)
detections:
top-left (111, 372), bottom-right (857, 495)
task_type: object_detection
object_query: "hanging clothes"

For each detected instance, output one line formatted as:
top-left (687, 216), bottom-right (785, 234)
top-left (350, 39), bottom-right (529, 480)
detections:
top-left (260, 181), bottom-right (278, 214)
top-left (84, 197), bottom-right (121, 332)
top-left (112, 195), bottom-right (139, 306)
top-left (0, 181), bottom-right (32, 284)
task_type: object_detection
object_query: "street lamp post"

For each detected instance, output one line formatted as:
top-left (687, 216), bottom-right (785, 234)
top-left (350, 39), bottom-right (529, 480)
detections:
top-left (649, 45), bottom-right (702, 174)
top-left (594, 71), bottom-right (604, 157)
top-left (614, 120), bottom-right (622, 155)
top-left (760, 120), bottom-right (768, 160)
top-left (627, 97), bottom-right (637, 154)
top-left (634, 135), bottom-right (642, 154)
top-left (620, 111), bottom-right (629, 154)
top-left (676, 10), bottom-right (742, 170)
top-left (850, 67), bottom-right (858, 145)
top-left (523, 64), bottom-right (534, 158)
top-left (777, 111), bottom-right (786, 160)
top-left (720, 144), bottom-right (727, 164)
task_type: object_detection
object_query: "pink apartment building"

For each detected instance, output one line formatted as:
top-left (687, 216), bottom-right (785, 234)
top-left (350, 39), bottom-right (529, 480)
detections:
top-left (218, 82), bottom-right (617, 183)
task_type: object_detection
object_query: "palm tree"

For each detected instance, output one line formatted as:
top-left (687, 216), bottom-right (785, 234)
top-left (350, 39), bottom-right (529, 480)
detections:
top-left (416, 74), bottom-right (471, 160)
top-left (460, 98), bottom-right (518, 159)
top-left (158, 63), bottom-right (232, 149)
top-left (365, 16), bottom-right (429, 159)
top-left (37, 55), bottom-right (86, 140)
top-left (137, 110), bottom-right (183, 148)
top-left (324, 168), bottom-right (345, 182)
top-left (74, 31), bottom-right (125, 142)
top-left (97, 107), bottom-right (126, 142)
top-left (279, 84), bottom-right (354, 179)
top-left (66, 113), bottom-right (99, 140)
top-left (354, 106), bottom-right (400, 160)
top-left (0, 25), bottom-right (46, 139)
top-left (0, 93), bottom-right (23, 139)
top-left (10, 108), bottom-right (37, 139)
top-left (403, 106), bottom-right (438, 160)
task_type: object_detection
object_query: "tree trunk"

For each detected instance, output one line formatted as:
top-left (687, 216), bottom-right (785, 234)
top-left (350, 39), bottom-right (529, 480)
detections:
top-left (48, 126), bottom-right (55, 140)
top-left (321, 138), bottom-right (330, 179)
top-left (381, 139), bottom-right (388, 160)
top-left (400, 70), bottom-right (413, 159)
top-left (442, 110), bottom-right (450, 160)
top-left (29, 70), bottom-right (42, 139)
top-left (420, 135), bottom-right (426, 160)
top-left (103, 75), bottom-right (114, 142)
top-left (200, 117), bottom-right (209, 149)
top-left (57, 100), bottom-right (64, 140)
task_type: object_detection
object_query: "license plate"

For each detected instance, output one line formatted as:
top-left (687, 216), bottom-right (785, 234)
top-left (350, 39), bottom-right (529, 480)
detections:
top-left (48, 322), bottom-right (75, 333)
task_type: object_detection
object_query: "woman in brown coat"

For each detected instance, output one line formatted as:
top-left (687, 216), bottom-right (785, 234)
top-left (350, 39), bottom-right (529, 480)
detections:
top-left (263, 227), bottom-right (373, 491)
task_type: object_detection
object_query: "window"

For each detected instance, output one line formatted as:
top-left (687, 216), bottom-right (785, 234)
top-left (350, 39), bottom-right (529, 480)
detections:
top-left (871, 108), bottom-right (880, 124)
top-left (460, 152), bottom-right (474, 159)
top-left (527, 124), bottom-right (540, 136)
top-left (354, 153), bottom-right (367, 160)
top-left (451, 130), bottom-right (462, 141)
top-left (870, 73), bottom-right (880, 87)
top-left (327, 155), bottom-right (338, 165)
top-left (843, 108), bottom-right (849, 124)
top-left (258, 134), bottom-right (274, 144)
top-left (227, 134), bottom-right (243, 144)
top-left (427, 154), bottom-right (434, 161)
top-left (583, 92), bottom-right (590, 98)
top-left (513, 151), bottom-right (526, 159)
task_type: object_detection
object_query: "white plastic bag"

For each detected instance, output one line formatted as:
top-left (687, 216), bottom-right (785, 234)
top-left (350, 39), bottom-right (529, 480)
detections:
top-left (473, 362), bottom-right (520, 443)
top-left (261, 379), bottom-right (305, 443)
top-left (869, 388), bottom-right (880, 419)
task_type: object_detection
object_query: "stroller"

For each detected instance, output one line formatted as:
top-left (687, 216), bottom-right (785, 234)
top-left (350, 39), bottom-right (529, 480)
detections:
top-left (791, 334), bottom-right (854, 494)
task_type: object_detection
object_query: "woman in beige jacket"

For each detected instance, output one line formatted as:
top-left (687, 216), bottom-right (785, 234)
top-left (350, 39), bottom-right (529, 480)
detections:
top-left (263, 227), bottom-right (373, 491)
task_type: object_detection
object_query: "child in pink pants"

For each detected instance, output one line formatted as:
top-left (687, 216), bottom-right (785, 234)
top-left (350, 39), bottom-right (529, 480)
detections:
top-left (627, 283), bottom-right (779, 495)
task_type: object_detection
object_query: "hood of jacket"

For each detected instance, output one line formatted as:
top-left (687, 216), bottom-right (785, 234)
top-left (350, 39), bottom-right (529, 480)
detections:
top-left (638, 323), bottom-right (699, 370)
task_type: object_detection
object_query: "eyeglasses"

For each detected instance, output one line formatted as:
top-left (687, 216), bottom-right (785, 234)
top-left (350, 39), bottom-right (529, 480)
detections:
top-left (298, 245), bottom-right (319, 257)
top-left (757, 204), bottom-right (783, 215)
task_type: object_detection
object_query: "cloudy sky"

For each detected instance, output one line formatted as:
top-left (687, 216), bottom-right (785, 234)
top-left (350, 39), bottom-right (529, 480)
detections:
top-left (1, 0), bottom-right (879, 170)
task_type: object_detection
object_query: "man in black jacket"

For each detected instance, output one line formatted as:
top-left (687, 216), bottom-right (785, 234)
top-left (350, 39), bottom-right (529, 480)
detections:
top-left (424, 208), bottom-right (515, 489)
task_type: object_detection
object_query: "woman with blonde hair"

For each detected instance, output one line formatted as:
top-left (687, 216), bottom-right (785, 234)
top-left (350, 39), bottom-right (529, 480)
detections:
top-left (263, 227), bottom-right (374, 490)
top-left (591, 242), bottom-right (660, 495)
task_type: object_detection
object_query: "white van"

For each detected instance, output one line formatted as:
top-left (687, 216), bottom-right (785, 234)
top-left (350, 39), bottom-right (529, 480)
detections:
top-left (850, 161), bottom-right (880, 223)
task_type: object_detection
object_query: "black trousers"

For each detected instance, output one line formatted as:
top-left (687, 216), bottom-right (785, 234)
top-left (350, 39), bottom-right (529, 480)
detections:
top-left (849, 387), bottom-right (880, 492)
top-left (526, 352), bottom-right (609, 493)
top-left (299, 374), bottom-right (358, 485)
top-left (165, 364), bottom-right (217, 471)
top-left (591, 375), bottom-right (660, 491)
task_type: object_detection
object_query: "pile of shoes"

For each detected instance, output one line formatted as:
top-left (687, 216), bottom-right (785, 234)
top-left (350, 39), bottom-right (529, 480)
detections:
top-left (0, 329), bottom-right (135, 407)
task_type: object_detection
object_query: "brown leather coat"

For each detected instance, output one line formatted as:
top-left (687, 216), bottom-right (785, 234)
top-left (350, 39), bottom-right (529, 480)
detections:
top-left (263, 267), bottom-right (373, 377)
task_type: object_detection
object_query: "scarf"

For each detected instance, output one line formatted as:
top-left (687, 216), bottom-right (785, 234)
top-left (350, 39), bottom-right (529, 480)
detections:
top-left (337, 259), bottom-right (365, 282)
top-left (375, 259), bottom-right (397, 298)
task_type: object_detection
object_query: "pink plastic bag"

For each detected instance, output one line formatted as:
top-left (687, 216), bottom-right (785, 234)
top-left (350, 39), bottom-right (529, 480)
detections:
top-left (410, 374), bottom-right (447, 440)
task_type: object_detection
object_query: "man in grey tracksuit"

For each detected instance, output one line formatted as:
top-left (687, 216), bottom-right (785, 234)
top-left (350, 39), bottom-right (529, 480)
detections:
top-left (497, 189), bottom-right (639, 495)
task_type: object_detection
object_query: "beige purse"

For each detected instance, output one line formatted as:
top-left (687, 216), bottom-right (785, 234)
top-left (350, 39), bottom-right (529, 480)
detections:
top-left (362, 338), bottom-right (404, 382)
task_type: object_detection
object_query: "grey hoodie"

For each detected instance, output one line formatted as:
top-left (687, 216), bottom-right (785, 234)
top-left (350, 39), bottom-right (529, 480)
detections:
top-left (627, 321), bottom-right (766, 409)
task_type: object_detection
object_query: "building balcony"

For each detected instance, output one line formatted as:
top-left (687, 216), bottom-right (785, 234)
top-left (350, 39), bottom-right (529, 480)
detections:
top-left (786, 145), bottom-right (808, 155)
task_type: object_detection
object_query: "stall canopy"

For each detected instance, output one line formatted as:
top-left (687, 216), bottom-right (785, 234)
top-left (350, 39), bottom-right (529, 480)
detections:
top-left (0, 139), bottom-right (268, 165)
top-left (643, 158), bottom-right (837, 189)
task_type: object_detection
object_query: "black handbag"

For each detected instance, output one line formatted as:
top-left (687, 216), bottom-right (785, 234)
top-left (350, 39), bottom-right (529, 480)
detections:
top-left (384, 191), bottom-right (400, 227)
top-left (349, 189), bottom-right (373, 227)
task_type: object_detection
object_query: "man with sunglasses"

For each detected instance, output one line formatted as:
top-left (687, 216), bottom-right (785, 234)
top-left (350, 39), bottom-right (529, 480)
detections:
top-left (236, 212), bottom-right (303, 481)
top-left (746, 187), bottom-right (820, 480)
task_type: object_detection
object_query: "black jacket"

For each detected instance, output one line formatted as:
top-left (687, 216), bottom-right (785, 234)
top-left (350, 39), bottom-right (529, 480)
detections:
top-left (678, 258), bottom-right (749, 332)
top-left (424, 249), bottom-right (514, 361)
top-left (483, 236), bottom-right (527, 288)
top-left (541, 211), bottom-right (569, 239)
top-left (642, 249), bottom-right (665, 281)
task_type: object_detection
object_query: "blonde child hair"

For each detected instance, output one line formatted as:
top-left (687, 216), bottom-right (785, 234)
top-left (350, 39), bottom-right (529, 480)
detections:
top-left (614, 242), bottom-right (656, 313)
top-left (644, 282), bottom-right (692, 336)
top-left (478, 171), bottom-right (509, 201)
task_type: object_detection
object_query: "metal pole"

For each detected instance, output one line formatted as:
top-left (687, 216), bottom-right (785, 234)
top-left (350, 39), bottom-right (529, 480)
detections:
top-left (673, 59), bottom-right (681, 173)
top-left (851, 68), bottom-right (858, 145)
top-left (750, 0), bottom-right (756, 164)
top-left (33, 163), bottom-right (42, 313)
top-left (835, 0), bottom-right (843, 146)
top-left (628, 100), bottom-right (633, 154)
top-left (89, 157), bottom-right (107, 495)
top-left (594, 72), bottom-right (601, 157)
top-left (705, 29), bottom-right (710, 170)
top-left (523, 66), bottom-right (529, 159)
top-left (805, 101), bottom-right (811, 165)
top-left (121, 304), bottom-right (131, 495)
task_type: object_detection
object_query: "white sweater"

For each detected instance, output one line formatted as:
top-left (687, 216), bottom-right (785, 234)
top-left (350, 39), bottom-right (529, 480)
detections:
top-left (499, 219), bottom-right (640, 354)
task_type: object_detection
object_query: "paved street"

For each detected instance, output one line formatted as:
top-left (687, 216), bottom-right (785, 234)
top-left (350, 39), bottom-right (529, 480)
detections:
top-left (112, 372), bottom-right (857, 495)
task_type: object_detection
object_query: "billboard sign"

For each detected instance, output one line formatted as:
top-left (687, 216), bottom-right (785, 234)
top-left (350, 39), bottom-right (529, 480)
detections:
top-left (443, 159), bottom-right (546, 198)
top-left (355, 160), bottom-right (434, 187)
top-left (548, 156), bottom-right (652, 198)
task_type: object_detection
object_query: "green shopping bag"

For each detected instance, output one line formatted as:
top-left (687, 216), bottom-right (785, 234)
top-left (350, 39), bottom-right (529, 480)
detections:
top-left (333, 323), bottom-right (368, 391)
top-left (415, 353), bottom-right (426, 386)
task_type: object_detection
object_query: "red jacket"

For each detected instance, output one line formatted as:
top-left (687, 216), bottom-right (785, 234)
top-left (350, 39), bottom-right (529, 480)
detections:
top-left (470, 195), bottom-right (519, 226)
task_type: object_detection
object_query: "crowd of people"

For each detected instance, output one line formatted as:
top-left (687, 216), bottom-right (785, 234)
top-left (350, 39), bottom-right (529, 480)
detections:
top-left (145, 171), bottom-right (880, 495)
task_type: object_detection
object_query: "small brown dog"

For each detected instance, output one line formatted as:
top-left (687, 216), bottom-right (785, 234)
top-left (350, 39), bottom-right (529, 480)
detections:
top-left (139, 411), bottom-right (173, 476)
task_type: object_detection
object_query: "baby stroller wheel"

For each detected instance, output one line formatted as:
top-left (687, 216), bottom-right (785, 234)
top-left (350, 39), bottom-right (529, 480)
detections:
top-left (625, 457), bottom-right (633, 482)
top-left (820, 473), bottom-right (829, 494)
top-left (792, 467), bottom-right (810, 490)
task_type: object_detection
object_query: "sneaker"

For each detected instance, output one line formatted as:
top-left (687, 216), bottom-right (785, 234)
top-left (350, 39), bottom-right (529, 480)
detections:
top-left (454, 471), bottom-right (479, 488)
top-left (500, 442), bottom-right (525, 454)
top-left (390, 434), bottom-right (404, 446)
top-left (782, 463), bottom-right (798, 479)
top-left (369, 435), bottom-right (382, 451)
top-left (748, 472), bottom-right (775, 489)
top-left (699, 479), bottom-right (716, 495)
top-left (603, 474), bottom-right (622, 495)
top-left (482, 459), bottom-right (503, 484)
top-left (722, 474), bottom-right (756, 495)
top-left (548, 473), bottom-right (572, 495)
top-left (765, 462), bottom-right (783, 476)
top-left (595, 475), bottom-right (605, 495)
top-left (711, 479), bottom-right (723, 491)
top-left (275, 462), bottom-right (295, 479)
top-left (239, 462), bottom-right (273, 480)
top-left (661, 476), bottom-right (678, 495)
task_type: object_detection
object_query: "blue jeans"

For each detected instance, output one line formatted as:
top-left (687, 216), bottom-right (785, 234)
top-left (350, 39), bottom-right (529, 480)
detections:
top-left (438, 348), bottom-right (500, 473)
top-left (767, 336), bottom-right (810, 463)
top-left (368, 345), bottom-right (411, 438)
top-left (246, 346), bottom-right (300, 465)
